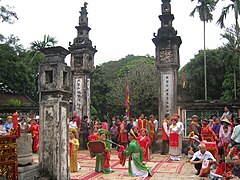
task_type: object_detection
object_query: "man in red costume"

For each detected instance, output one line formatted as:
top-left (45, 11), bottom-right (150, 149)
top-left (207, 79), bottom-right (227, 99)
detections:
top-left (29, 118), bottom-right (40, 153)
top-left (118, 116), bottom-right (128, 147)
top-left (148, 115), bottom-right (156, 153)
top-left (161, 113), bottom-right (170, 155)
top-left (138, 114), bottom-right (149, 131)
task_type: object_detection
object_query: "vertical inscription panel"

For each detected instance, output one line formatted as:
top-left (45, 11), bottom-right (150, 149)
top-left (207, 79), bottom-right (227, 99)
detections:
top-left (43, 106), bottom-right (54, 176)
top-left (73, 77), bottom-right (83, 118)
top-left (86, 78), bottom-right (91, 118)
top-left (161, 73), bottom-right (173, 115)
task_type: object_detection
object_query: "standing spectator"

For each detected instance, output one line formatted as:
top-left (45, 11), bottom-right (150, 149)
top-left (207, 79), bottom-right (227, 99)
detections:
top-left (161, 113), bottom-right (170, 155)
top-left (231, 118), bottom-right (240, 146)
top-left (212, 118), bottom-right (221, 138)
top-left (189, 115), bottom-right (201, 137)
top-left (221, 106), bottom-right (231, 120)
top-left (126, 118), bottom-right (134, 133)
top-left (118, 117), bottom-right (128, 148)
top-left (133, 117), bottom-right (138, 127)
top-left (81, 115), bottom-right (90, 150)
top-left (29, 118), bottom-right (39, 153)
top-left (110, 123), bottom-right (119, 148)
top-left (69, 117), bottom-right (77, 129)
top-left (19, 117), bottom-right (28, 133)
top-left (101, 119), bottom-right (109, 130)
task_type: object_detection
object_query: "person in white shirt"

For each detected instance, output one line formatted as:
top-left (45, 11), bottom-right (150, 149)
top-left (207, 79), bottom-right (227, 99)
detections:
top-left (231, 118), bottom-right (240, 146)
top-left (190, 144), bottom-right (216, 175)
top-left (221, 106), bottom-right (231, 120)
top-left (69, 118), bottom-right (77, 129)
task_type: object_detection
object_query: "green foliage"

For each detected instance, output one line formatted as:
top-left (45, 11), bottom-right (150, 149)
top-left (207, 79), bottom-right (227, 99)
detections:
top-left (91, 55), bottom-right (158, 118)
top-left (8, 98), bottom-right (21, 106)
top-left (180, 48), bottom-right (227, 100)
top-left (190, 0), bottom-right (217, 22)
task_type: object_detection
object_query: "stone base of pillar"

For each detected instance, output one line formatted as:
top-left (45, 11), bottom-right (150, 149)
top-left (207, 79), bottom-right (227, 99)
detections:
top-left (17, 133), bottom-right (33, 165)
top-left (18, 164), bottom-right (39, 180)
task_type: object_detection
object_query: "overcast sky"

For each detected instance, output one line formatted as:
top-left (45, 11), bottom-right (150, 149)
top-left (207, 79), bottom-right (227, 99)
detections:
top-left (1, 0), bottom-right (234, 68)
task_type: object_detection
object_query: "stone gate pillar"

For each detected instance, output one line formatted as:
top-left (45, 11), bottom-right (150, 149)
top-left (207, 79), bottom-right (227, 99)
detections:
top-left (38, 46), bottom-right (71, 180)
top-left (152, 0), bottom-right (182, 122)
top-left (69, 2), bottom-right (97, 119)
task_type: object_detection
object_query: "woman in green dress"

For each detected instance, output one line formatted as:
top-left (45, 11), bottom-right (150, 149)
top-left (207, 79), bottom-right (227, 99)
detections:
top-left (123, 129), bottom-right (152, 177)
top-left (95, 129), bottom-right (112, 174)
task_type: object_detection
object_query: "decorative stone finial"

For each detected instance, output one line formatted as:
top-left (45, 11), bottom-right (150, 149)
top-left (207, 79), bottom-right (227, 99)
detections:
top-left (80, 2), bottom-right (88, 16)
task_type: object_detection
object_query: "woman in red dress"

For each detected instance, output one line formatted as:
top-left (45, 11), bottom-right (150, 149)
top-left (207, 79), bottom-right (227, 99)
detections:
top-left (138, 128), bottom-right (151, 162)
top-left (29, 118), bottom-right (39, 153)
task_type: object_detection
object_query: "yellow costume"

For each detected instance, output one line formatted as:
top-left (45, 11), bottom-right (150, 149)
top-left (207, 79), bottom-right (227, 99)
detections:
top-left (70, 128), bottom-right (79, 173)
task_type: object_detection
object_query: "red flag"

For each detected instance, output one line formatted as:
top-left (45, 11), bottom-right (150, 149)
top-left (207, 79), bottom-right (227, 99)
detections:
top-left (125, 80), bottom-right (130, 118)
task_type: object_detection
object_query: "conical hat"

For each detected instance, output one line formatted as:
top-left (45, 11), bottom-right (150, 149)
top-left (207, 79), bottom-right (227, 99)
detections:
top-left (221, 118), bottom-right (231, 124)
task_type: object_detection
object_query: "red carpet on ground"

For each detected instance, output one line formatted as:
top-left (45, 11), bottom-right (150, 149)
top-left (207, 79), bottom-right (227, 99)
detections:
top-left (70, 150), bottom-right (185, 180)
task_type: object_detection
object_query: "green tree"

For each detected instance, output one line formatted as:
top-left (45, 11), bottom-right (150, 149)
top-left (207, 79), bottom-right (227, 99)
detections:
top-left (91, 55), bottom-right (158, 118)
top-left (0, 44), bottom-right (36, 97)
top-left (180, 48), bottom-right (227, 100)
top-left (190, 0), bottom-right (217, 100)
top-left (220, 25), bottom-right (240, 100)
top-left (30, 34), bottom-right (58, 51)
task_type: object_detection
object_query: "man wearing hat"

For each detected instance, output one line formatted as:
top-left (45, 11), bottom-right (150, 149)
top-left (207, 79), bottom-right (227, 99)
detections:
top-left (189, 115), bottom-right (201, 137)
top-left (123, 129), bottom-right (152, 177)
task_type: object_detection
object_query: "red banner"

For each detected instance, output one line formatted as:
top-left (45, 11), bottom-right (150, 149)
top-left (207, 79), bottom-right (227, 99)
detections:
top-left (125, 80), bottom-right (130, 118)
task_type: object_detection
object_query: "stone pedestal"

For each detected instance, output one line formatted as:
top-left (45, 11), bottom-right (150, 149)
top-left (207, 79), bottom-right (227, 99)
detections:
top-left (17, 133), bottom-right (33, 165)
top-left (18, 164), bottom-right (39, 180)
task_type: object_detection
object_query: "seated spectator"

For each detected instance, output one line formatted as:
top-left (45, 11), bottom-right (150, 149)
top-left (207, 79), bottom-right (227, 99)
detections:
top-left (230, 155), bottom-right (240, 178)
top-left (188, 135), bottom-right (200, 158)
top-left (212, 118), bottom-right (221, 138)
top-left (215, 146), bottom-right (240, 177)
top-left (190, 143), bottom-right (216, 175)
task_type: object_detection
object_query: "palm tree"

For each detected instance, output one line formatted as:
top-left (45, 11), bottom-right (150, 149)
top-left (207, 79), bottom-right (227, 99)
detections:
top-left (217, 0), bottom-right (240, 77)
top-left (221, 25), bottom-right (240, 99)
top-left (190, 0), bottom-right (217, 100)
top-left (29, 34), bottom-right (58, 63)
top-left (30, 34), bottom-right (58, 51)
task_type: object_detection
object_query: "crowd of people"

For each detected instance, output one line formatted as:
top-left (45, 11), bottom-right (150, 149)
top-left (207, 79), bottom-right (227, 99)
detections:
top-left (0, 106), bottom-right (239, 178)
top-left (0, 114), bottom-right (40, 153)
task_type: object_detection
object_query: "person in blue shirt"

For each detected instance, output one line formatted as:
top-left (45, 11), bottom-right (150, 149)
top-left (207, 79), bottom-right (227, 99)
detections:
top-left (4, 116), bottom-right (13, 132)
